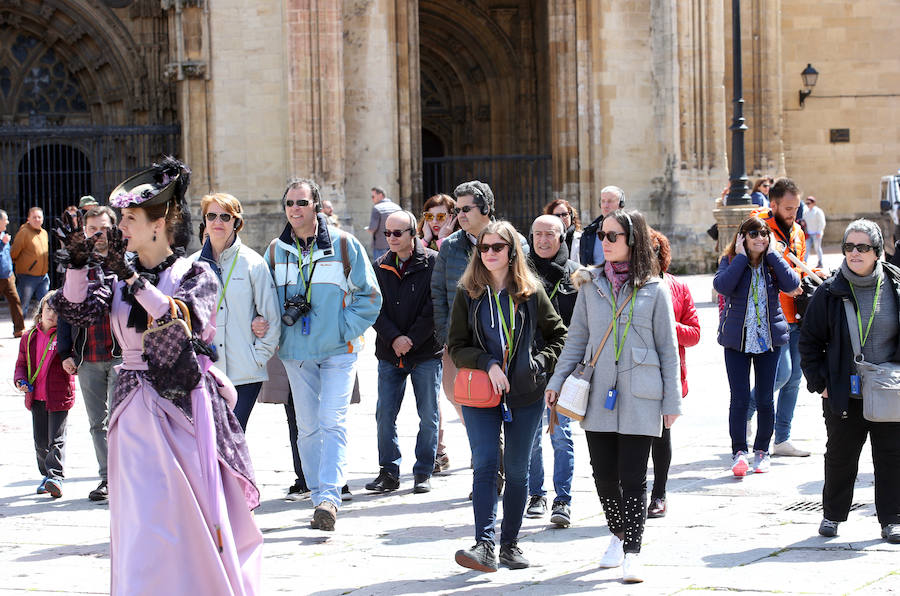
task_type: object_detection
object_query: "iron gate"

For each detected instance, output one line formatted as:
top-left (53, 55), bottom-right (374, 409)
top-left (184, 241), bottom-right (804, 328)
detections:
top-left (421, 154), bottom-right (552, 231)
top-left (0, 124), bottom-right (180, 286)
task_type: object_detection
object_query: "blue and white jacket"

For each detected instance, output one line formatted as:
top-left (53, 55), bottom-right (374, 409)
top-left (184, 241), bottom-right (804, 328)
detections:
top-left (265, 213), bottom-right (382, 361)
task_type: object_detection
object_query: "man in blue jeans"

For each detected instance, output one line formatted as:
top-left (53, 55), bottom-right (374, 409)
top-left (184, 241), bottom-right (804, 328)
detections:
top-left (526, 215), bottom-right (579, 527)
top-left (10, 206), bottom-right (49, 318)
top-left (367, 210), bottom-right (442, 494)
top-left (268, 178), bottom-right (382, 531)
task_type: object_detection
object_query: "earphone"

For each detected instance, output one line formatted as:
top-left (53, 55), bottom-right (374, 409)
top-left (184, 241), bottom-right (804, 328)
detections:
top-left (619, 193), bottom-right (625, 209)
top-left (472, 186), bottom-right (490, 216)
top-left (622, 211), bottom-right (634, 246)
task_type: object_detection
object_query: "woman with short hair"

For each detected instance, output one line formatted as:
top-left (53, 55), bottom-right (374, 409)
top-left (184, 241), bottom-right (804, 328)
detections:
top-left (192, 192), bottom-right (281, 430)
top-left (448, 220), bottom-right (566, 573)
top-left (799, 219), bottom-right (900, 544)
top-left (546, 210), bottom-right (682, 583)
top-left (418, 193), bottom-right (459, 251)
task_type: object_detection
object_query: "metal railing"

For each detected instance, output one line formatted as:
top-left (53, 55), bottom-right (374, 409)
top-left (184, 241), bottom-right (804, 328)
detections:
top-left (421, 154), bottom-right (552, 231)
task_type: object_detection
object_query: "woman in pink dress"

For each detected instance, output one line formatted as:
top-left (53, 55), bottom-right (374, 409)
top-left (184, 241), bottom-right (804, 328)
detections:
top-left (52, 158), bottom-right (262, 595)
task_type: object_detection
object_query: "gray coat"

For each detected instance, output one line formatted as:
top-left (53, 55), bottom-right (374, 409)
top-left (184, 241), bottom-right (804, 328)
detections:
top-left (547, 268), bottom-right (682, 437)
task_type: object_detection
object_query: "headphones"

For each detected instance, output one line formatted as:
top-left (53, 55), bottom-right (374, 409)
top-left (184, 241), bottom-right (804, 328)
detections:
top-left (619, 195), bottom-right (625, 209)
top-left (471, 185), bottom-right (491, 216)
top-left (622, 211), bottom-right (634, 246)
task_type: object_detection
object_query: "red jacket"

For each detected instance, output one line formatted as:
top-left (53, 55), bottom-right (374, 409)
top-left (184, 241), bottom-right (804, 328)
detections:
top-left (665, 273), bottom-right (700, 397)
top-left (14, 327), bottom-right (75, 412)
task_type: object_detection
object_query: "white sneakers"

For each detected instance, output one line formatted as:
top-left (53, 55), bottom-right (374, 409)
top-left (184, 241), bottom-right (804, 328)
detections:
top-left (753, 450), bottom-right (771, 474)
top-left (772, 440), bottom-right (810, 457)
top-left (732, 451), bottom-right (752, 477)
top-left (622, 553), bottom-right (643, 583)
top-left (598, 535), bottom-right (625, 568)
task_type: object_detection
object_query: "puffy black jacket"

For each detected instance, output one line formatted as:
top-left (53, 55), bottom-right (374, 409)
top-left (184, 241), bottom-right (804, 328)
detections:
top-left (372, 239), bottom-right (442, 367)
top-left (579, 216), bottom-right (603, 265)
top-left (799, 262), bottom-right (900, 418)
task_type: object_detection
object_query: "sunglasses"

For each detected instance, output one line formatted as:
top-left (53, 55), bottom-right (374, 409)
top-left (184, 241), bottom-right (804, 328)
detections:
top-left (423, 212), bottom-right (448, 222)
top-left (744, 229), bottom-right (770, 239)
top-left (384, 228), bottom-right (414, 238)
top-left (285, 199), bottom-right (312, 208)
top-left (205, 212), bottom-right (233, 222)
top-left (597, 230), bottom-right (626, 243)
top-left (552, 211), bottom-right (571, 219)
top-left (477, 242), bottom-right (510, 254)
top-left (454, 205), bottom-right (478, 214)
top-left (842, 243), bottom-right (874, 254)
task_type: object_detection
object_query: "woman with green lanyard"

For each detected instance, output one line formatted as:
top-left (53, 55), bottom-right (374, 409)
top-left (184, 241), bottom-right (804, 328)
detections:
top-left (448, 220), bottom-right (566, 573)
top-left (714, 216), bottom-right (799, 479)
top-left (545, 209), bottom-right (682, 584)
top-left (14, 290), bottom-right (75, 498)
top-left (799, 219), bottom-right (900, 544)
top-left (193, 193), bottom-right (281, 430)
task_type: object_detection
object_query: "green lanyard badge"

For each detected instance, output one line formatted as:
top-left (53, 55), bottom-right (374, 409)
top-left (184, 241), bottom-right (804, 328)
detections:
top-left (608, 283), bottom-right (636, 365)
top-left (493, 290), bottom-right (516, 369)
top-left (216, 251), bottom-right (240, 311)
top-left (548, 279), bottom-right (562, 301)
top-left (849, 276), bottom-right (882, 347)
top-left (26, 328), bottom-right (57, 385)
top-left (295, 239), bottom-right (316, 302)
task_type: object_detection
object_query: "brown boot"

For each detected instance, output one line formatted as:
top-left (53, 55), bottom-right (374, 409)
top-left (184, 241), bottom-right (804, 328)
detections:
top-left (312, 501), bottom-right (337, 531)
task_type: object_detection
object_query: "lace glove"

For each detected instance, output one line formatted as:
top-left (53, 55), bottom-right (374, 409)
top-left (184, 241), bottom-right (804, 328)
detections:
top-left (53, 211), bottom-right (95, 269)
top-left (104, 226), bottom-right (136, 281)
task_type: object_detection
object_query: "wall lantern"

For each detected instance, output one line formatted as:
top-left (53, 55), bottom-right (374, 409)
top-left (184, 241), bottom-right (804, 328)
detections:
top-left (799, 63), bottom-right (819, 107)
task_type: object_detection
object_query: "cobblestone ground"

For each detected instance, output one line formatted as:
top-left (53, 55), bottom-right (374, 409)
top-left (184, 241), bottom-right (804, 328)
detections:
top-left (1, 253), bottom-right (897, 594)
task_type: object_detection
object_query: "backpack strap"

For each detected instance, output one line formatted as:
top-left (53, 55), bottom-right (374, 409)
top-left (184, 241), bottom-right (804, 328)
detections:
top-left (340, 233), bottom-right (351, 279)
top-left (267, 238), bottom-right (278, 270)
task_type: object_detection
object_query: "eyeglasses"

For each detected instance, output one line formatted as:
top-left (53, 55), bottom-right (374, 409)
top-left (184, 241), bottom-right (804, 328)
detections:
top-left (597, 230), bottom-right (626, 243)
top-left (384, 228), bottom-right (414, 238)
top-left (285, 199), bottom-right (311, 208)
top-left (745, 229), bottom-right (770, 239)
top-left (455, 205), bottom-right (478, 214)
top-left (205, 212), bottom-right (233, 222)
top-left (423, 212), bottom-right (448, 222)
top-left (842, 243), bottom-right (874, 254)
top-left (761, 183), bottom-right (771, 189)
top-left (477, 243), bottom-right (509, 254)
top-left (552, 211), bottom-right (571, 219)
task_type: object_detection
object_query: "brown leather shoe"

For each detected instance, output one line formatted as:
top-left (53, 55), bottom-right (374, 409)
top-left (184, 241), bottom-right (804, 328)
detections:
top-left (312, 501), bottom-right (337, 531)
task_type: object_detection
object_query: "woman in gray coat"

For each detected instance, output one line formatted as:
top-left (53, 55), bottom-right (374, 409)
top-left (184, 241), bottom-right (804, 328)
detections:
top-left (545, 210), bottom-right (681, 584)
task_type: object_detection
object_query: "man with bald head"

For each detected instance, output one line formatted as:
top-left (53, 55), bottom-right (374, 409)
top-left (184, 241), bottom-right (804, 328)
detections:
top-left (525, 213), bottom-right (579, 527)
top-left (579, 186), bottom-right (625, 265)
top-left (367, 210), bottom-right (442, 494)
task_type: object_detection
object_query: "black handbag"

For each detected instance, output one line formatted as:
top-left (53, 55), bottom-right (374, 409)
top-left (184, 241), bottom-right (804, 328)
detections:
top-left (142, 297), bottom-right (202, 400)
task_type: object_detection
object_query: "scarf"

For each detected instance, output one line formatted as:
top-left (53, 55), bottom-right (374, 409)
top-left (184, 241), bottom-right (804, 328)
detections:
top-left (840, 259), bottom-right (882, 289)
top-left (123, 253), bottom-right (179, 332)
top-left (529, 240), bottom-right (569, 286)
top-left (604, 260), bottom-right (631, 296)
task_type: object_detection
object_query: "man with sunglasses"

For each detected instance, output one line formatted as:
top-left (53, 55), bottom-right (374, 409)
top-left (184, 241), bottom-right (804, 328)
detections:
top-left (367, 210), bottom-right (442, 494)
top-left (367, 186), bottom-right (401, 261)
top-left (749, 178), bottom-right (824, 458)
top-left (579, 186), bottom-right (625, 266)
top-left (267, 177), bottom-right (382, 531)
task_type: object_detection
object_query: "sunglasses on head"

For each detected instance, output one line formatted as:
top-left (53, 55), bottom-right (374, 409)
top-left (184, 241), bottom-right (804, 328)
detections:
top-left (423, 212), bottom-right (448, 222)
top-left (205, 212), bottom-right (233, 222)
top-left (285, 199), bottom-right (312, 208)
top-left (455, 205), bottom-right (478, 214)
top-left (383, 228), bottom-right (413, 238)
top-left (744, 229), bottom-right (770, 239)
top-left (597, 230), bottom-right (626, 243)
top-left (477, 242), bottom-right (509, 254)
top-left (843, 243), bottom-right (874, 254)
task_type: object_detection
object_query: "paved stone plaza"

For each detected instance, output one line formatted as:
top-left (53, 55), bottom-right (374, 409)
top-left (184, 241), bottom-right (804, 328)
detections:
top-left (1, 259), bottom-right (898, 595)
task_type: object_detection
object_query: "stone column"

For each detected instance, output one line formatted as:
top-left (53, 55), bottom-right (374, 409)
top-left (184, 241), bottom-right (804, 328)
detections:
top-left (286, 0), bottom-right (346, 207)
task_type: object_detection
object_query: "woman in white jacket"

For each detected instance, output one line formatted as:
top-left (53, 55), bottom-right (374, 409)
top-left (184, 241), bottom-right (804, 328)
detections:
top-left (193, 193), bottom-right (282, 429)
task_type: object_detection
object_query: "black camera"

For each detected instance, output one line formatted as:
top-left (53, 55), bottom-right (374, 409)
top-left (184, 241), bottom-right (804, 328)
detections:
top-left (282, 294), bottom-right (312, 327)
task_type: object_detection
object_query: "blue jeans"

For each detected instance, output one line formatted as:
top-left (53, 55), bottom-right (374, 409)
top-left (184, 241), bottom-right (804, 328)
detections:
top-left (15, 273), bottom-right (49, 317)
top-left (376, 359), bottom-right (441, 477)
top-left (462, 398), bottom-right (544, 546)
top-left (528, 406), bottom-right (574, 504)
top-left (233, 382), bottom-right (263, 431)
top-left (283, 353), bottom-right (357, 508)
top-left (725, 348), bottom-right (779, 455)
top-left (748, 324), bottom-right (802, 444)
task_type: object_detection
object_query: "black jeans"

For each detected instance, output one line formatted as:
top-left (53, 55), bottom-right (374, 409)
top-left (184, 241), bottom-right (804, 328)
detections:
top-left (823, 398), bottom-right (900, 526)
top-left (233, 382), bottom-right (263, 431)
top-left (31, 400), bottom-right (68, 481)
top-left (650, 427), bottom-right (671, 500)
top-left (585, 431), bottom-right (654, 553)
top-left (724, 348), bottom-right (779, 455)
top-left (285, 392), bottom-right (306, 488)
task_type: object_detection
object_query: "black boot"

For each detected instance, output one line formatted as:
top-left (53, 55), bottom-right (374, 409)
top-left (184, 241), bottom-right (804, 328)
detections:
top-left (455, 541), bottom-right (498, 572)
top-left (365, 470), bottom-right (400, 492)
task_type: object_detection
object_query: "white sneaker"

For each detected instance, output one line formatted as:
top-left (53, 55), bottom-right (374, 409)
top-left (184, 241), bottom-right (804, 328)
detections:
top-left (731, 451), bottom-right (752, 477)
top-left (622, 553), bottom-right (644, 583)
top-left (753, 450), bottom-right (771, 474)
top-left (598, 535), bottom-right (625, 568)
top-left (772, 440), bottom-right (810, 457)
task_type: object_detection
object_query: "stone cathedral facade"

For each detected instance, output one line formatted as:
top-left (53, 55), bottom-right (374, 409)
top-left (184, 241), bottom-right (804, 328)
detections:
top-left (1, 0), bottom-right (897, 271)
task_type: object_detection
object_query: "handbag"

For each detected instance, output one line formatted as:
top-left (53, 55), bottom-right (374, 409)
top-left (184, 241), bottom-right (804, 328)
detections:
top-left (843, 298), bottom-right (900, 422)
top-left (555, 296), bottom-right (631, 421)
top-left (142, 297), bottom-right (202, 401)
top-left (454, 367), bottom-right (502, 408)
